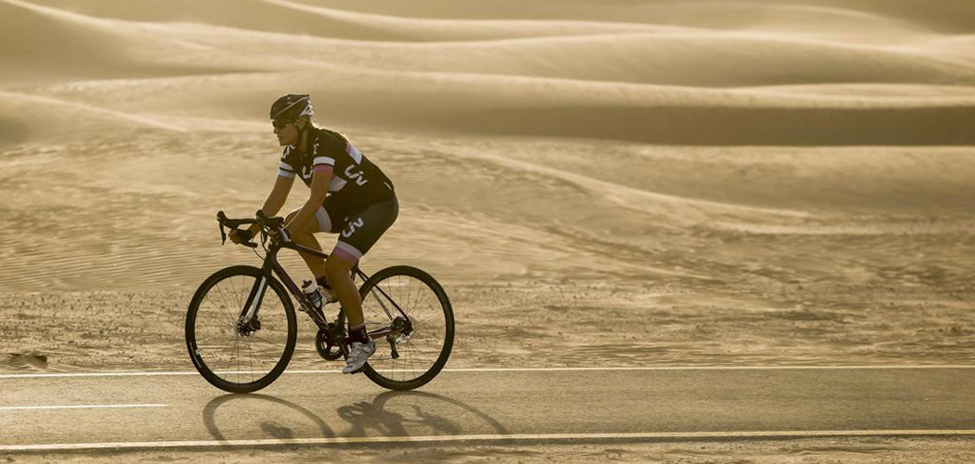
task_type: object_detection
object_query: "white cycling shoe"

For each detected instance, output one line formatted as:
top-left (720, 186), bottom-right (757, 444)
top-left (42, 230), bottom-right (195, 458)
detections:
top-left (342, 338), bottom-right (376, 374)
top-left (321, 287), bottom-right (339, 305)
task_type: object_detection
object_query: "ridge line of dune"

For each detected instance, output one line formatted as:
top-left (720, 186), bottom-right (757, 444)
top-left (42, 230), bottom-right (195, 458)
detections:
top-left (10, 0), bottom-right (949, 46)
top-left (6, 0), bottom-right (721, 44)
top-left (294, 67), bottom-right (975, 109)
top-left (258, 0), bottom-right (707, 37)
top-left (0, 91), bottom-right (186, 132)
top-left (10, 0), bottom-right (975, 91)
top-left (106, 29), bottom-right (975, 91)
top-left (26, 0), bottom-right (942, 37)
top-left (117, 21), bottom-right (975, 88)
top-left (683, 2), bottom-right (928, 29)
top-left (0, 0), bottom-right (138, 28)
top-left (147, 17), bottom-right (964, 55)
top-left (714, 217), bottom-right (975, 235)
top-left (435, 145), bottom-right (812, 222)
top-left (3, 0), bottom-right (83, 21)
top-left (42, 68), bottom-right (975, 112)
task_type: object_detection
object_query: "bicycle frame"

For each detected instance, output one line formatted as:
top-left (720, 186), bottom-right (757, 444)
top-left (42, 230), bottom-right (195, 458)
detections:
top-left (238, 237), bottom-right (406, 341)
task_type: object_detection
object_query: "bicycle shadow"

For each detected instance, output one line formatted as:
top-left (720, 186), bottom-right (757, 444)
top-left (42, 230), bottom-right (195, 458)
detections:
top-left (336, 390), bottom-right (510, 439)
top-left (202, 393), bottom-right (336, 442)
top-left (202, 390), bottom-right (509, 442)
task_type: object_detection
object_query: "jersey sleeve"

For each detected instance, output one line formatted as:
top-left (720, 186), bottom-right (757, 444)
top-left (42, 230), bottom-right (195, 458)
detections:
top-left (278, 147), bottom-right (297, 178)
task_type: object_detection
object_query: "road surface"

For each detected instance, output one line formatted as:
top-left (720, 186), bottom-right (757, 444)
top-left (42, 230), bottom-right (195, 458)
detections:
top-left (2, 367), bottom-right (975, 451)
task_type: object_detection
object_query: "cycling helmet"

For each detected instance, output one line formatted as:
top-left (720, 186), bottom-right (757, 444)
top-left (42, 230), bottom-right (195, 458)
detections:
top-left (270, 94), bottom-right (314, 122)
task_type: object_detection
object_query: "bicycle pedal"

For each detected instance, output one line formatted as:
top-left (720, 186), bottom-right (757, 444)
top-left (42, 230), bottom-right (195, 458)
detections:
top-left (342, 365), bottom-right (366, 374)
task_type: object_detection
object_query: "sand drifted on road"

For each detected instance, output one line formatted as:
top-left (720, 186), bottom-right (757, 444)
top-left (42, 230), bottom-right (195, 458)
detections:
top-left (6, 438), bottom-right (975, 464)
top-left (1, 0), bottom-right (974, 372)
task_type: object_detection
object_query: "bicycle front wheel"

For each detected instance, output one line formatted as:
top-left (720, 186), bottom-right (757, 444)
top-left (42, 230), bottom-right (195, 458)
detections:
top-left (359, 265), bottom-right (454, 391)
top-left (186, 265), bottom-right (297, 393)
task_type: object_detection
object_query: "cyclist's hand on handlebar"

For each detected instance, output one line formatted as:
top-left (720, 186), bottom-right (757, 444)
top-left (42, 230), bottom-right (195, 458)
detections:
top-left (229, 228), bottom-right (253, 245)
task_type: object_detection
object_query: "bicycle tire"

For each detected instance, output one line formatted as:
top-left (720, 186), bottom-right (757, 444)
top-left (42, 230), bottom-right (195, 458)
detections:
top-left (186, 265), bottom-right (297, 393)
top-left (358, 265), bottom-right (454, 391)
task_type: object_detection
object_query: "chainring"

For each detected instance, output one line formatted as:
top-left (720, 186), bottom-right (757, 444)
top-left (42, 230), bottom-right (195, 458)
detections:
top-left (315, 324), bottom-right (346, 360)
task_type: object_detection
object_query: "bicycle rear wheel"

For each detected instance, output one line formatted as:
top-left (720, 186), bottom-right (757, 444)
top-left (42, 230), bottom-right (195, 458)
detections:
top-left (186, 265), bottom-right (296, 393)
top-left (358, 265), bottom-right (454, 391)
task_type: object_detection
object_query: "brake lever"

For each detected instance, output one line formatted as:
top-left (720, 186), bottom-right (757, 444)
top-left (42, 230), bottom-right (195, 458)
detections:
top-left (217, 212), bottom-right (227, 246)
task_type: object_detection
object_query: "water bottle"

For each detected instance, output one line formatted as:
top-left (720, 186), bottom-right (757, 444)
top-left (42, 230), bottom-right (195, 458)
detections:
top-left (301, 279), bottom-right (323, 311)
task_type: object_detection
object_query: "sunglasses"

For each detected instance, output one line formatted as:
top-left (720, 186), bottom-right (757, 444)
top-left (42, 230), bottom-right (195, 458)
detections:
top-left (272, 119), bottom-right (293, 130)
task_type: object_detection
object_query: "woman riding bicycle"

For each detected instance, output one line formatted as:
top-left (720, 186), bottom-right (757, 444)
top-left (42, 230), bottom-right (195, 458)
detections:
top-left (229, 94), bottom-right (398, 374)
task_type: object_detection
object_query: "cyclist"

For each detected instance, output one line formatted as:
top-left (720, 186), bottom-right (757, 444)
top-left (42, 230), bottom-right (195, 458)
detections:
top-left (229, 94), bottom-right (398, 374)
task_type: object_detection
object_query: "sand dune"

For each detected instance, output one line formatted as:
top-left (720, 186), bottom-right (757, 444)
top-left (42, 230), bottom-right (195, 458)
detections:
top-left (6, 0), bottom-right (975, 147)
top-left (152, 25), bottom-right (975, 87)
top-left (9, 1), bottom-right (975, 91)
top-left (32, 68), bottom-right (975, 146)
top-left (0, 127), bottom-right (970, 294)
top-left (2, 1), bottom-right (975, 406)
top-left (20, 0), bottom-right (695, 42)
top-left (1, 0), bottom-right (974, 293)
top-left (292, 0), bottom-right (975, 35)
top-left (261, 0), bottom-right (693, 42)
top-left (0, 91), bottom-right (186, 134)
top-left (1, 0), bottom-right (257, 84)
top-left (16, 0), bottom-right (968, 46)
top-left (21, 0), bottom-right (413, 41)
top-left (278, 1), bottom-right (920, 24)
top-left (798, 0), bottom-right (975, 32)
top-left (411, 33), bottom-right (975, 87)
top-left (1, 0), bottom-right (134, 82)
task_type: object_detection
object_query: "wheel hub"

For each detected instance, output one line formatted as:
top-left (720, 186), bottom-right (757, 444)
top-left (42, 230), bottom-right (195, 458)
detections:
top-left (235, 317), bottom-right (261, 337)
top-left (391, 316), bottom-right (413, 344)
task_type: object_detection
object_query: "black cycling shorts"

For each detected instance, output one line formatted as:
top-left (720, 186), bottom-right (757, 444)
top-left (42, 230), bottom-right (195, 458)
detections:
top-left (288, 195), bottom-right (398, 261)
top-left (325, 196), bottom-right (400, 262)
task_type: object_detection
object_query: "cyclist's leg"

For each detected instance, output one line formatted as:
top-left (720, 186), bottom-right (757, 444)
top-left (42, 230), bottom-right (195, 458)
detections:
top-left (284, 206), bottom-right (333, 279)
top-left (325, 196), bottom-right (399, 328)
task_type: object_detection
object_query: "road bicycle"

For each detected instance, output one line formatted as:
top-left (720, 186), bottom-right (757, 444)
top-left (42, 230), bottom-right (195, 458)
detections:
top-left (185, 210), bottom-right (454, 393)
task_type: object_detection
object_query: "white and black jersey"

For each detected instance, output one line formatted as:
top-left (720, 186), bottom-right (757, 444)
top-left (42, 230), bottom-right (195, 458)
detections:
top-left (279, 127), bottom-right (394, 218)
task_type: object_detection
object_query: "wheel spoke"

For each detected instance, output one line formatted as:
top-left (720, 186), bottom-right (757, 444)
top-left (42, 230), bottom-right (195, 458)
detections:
top-left (206, 286), bottom-right (239, 327)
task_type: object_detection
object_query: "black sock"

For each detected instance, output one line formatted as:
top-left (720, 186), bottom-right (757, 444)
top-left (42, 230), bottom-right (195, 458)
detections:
top-left (316, 275), bottom-right (331, 290)
top-left (348, 324), bottom-right (368, 344)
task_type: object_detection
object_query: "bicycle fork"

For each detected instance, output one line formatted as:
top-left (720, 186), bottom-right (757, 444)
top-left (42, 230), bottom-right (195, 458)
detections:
top-left (239, 267), bottom-right (331, 330)
top-left (237, 275), bottom-right (268, 334)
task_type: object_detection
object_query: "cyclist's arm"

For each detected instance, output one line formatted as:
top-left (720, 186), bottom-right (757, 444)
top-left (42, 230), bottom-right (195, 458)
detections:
top-left (248, 173), bottom-right (294, 235)
top-left (286, 165), bottom-right (332, 234)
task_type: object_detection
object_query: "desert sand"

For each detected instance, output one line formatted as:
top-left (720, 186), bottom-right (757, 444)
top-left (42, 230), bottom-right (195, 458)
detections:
top-left (2, 0), bottom-right (975, 461)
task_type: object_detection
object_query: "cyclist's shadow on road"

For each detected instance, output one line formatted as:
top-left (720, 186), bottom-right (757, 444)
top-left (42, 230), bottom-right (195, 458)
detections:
top-left (203, 390), bottom-right (508, 442)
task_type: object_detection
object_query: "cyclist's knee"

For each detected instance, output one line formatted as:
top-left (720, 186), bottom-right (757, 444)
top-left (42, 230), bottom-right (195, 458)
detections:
top-left (324, 254), bottom-right (354, 279)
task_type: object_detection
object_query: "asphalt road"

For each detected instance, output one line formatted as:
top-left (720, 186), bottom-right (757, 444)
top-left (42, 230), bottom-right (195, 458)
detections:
top-left (2, 367), bottom-right (975, 451)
